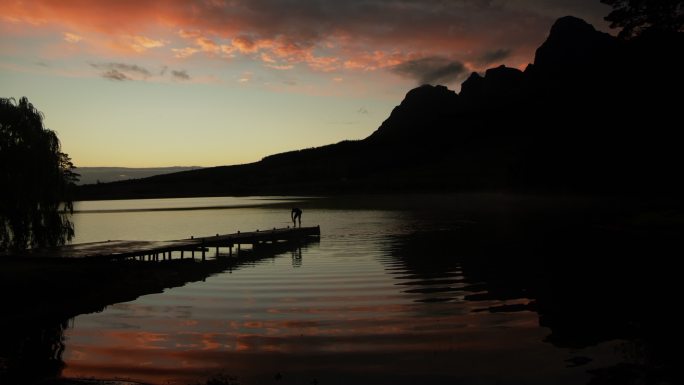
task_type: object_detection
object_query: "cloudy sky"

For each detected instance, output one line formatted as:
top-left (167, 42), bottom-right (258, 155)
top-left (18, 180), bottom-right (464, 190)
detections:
top-left (1, 0), bottom-right (610, 167)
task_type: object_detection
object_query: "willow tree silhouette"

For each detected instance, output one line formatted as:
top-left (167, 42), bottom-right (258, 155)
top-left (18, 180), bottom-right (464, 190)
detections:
top-left (601, 0), bottom-right (684, 38)
top-left (0, 97), bottom-right (79, 252)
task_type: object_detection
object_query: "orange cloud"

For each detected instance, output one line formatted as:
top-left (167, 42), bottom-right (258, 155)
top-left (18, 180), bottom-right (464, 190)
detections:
top-left (2, 0), bottom-right (609, 82)
top-left (172, 46), bottom-right (199, 59)
top-left (128, 35), bottom-right (166, 52)
top-left (305, 54), bottom-right (339, 72)
top-left (260, 52), bottom-right (276, 63)
top-left (198, 37), bottom-right (220, 51)
top-left (268, 64), bottom-right (294, 70)
top-left (231, 36), bottom-right (261, 53)
top-left (63, 31), bottom-right (82, 43)
top-left (343, 50), bottom-right (406, 71)
top-left (5, 1), bottom-right (169, 33)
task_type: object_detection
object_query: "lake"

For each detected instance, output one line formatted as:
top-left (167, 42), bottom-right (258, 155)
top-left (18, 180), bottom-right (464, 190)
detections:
top-left (5, 195), bottom-right (674, 385)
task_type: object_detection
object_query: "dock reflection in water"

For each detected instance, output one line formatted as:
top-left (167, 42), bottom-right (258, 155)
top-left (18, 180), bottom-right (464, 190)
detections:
top-left (1, 196), bottom-right (677, 385)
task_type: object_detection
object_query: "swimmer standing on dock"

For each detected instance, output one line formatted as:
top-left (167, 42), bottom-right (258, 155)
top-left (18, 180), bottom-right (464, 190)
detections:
top-left (291, 208), bottom-right (302, 228)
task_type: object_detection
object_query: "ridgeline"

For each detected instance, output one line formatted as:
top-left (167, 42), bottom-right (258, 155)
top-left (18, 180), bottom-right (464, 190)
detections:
top-left (78, 16), bottom-right (684, 200)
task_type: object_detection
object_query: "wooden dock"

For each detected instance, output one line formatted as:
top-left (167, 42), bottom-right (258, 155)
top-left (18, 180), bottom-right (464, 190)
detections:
top-left (10, 226), bottom-right (320, 261)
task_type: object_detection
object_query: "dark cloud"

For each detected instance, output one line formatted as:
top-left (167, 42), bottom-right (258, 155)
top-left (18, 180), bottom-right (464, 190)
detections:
top-left (101, 69), bottom-right (130, 81)
top-left (478, 48), bottom-right (512, 65)
top-left (194, 0), bottom-right (607, 70)
top-left (391, 57), bottom-right (466, 85)
top-left (92, 62), bottom-right (151, 76)
top-left (91, 62), bottom-right (152, 81)
top-left (171, 69), bottom-right (190, 80)
top-left (93, 64), bottom-right (191, 81)
top-left (193, 0), bottom-right (604, 47)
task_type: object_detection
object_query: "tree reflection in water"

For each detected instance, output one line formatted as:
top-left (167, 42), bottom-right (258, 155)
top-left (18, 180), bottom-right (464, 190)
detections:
top-left (1, 321), bottom-right (67, 384)
top-left (378, 209), bottom-right (679, 385)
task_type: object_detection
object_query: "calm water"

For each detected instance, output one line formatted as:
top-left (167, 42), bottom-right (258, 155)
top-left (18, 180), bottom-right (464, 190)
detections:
top-left (48, 197), bottom-right (643, 383)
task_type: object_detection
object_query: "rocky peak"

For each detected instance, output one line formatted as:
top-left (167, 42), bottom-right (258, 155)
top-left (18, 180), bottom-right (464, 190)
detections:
top-left (534, 15), bottom-right (618, 74)
top-left (366, 84), bottom-right (459, 143)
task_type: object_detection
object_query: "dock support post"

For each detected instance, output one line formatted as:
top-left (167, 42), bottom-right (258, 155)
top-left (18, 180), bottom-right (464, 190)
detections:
top-left (180, 250), bottom-right (184, 260)
top-left (202, 241), bottom-right (206, 261)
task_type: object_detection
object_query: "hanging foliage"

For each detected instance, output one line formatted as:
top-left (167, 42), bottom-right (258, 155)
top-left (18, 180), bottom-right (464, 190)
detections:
top-left (0, 97), bottom-right (79, 252)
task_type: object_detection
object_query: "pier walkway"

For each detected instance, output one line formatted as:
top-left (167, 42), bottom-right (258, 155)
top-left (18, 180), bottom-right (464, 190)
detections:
top-left (8, 226), bottom-right (320, 261)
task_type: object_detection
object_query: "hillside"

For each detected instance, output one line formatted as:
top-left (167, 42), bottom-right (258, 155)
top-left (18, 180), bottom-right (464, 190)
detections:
top-left (77, 16), bottom-right (684, 200)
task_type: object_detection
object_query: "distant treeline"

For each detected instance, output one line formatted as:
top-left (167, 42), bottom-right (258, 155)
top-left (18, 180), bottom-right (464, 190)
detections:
top-left (75, 166), bottom-right (203, 185)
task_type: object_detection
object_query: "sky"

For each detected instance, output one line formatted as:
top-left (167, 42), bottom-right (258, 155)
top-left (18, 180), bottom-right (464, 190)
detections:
top-left (1, 0), bottom-right (611, 168)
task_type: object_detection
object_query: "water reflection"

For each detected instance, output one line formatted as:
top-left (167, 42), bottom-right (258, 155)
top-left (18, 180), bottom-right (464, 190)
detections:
top-left (376, 210), bottom-right (679, 385)
top-left (1, 239), bottom-right (319, 385)
top-left (57, 217), bottom-right (606, 385)
top-left (0, 322), bottom-right (67, 384)
top-left (291, 247), bottom-right (302, 268)
top-left (3, 196), bottom-right (679, 385)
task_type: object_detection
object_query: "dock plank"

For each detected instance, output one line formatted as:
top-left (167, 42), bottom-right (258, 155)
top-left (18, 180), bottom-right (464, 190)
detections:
top-left (4, 226), bottom-right (320, 260)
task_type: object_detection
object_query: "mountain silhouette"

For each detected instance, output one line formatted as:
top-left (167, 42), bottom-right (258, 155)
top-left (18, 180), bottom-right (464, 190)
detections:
top-left (78, 16), bottom-right (684, 200)
top-left (367, 84), bottom-right (459, 144)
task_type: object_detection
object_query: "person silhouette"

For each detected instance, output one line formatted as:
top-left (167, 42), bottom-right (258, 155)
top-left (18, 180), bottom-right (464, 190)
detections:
top-left (291, 207), bottom-right (302, 228)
